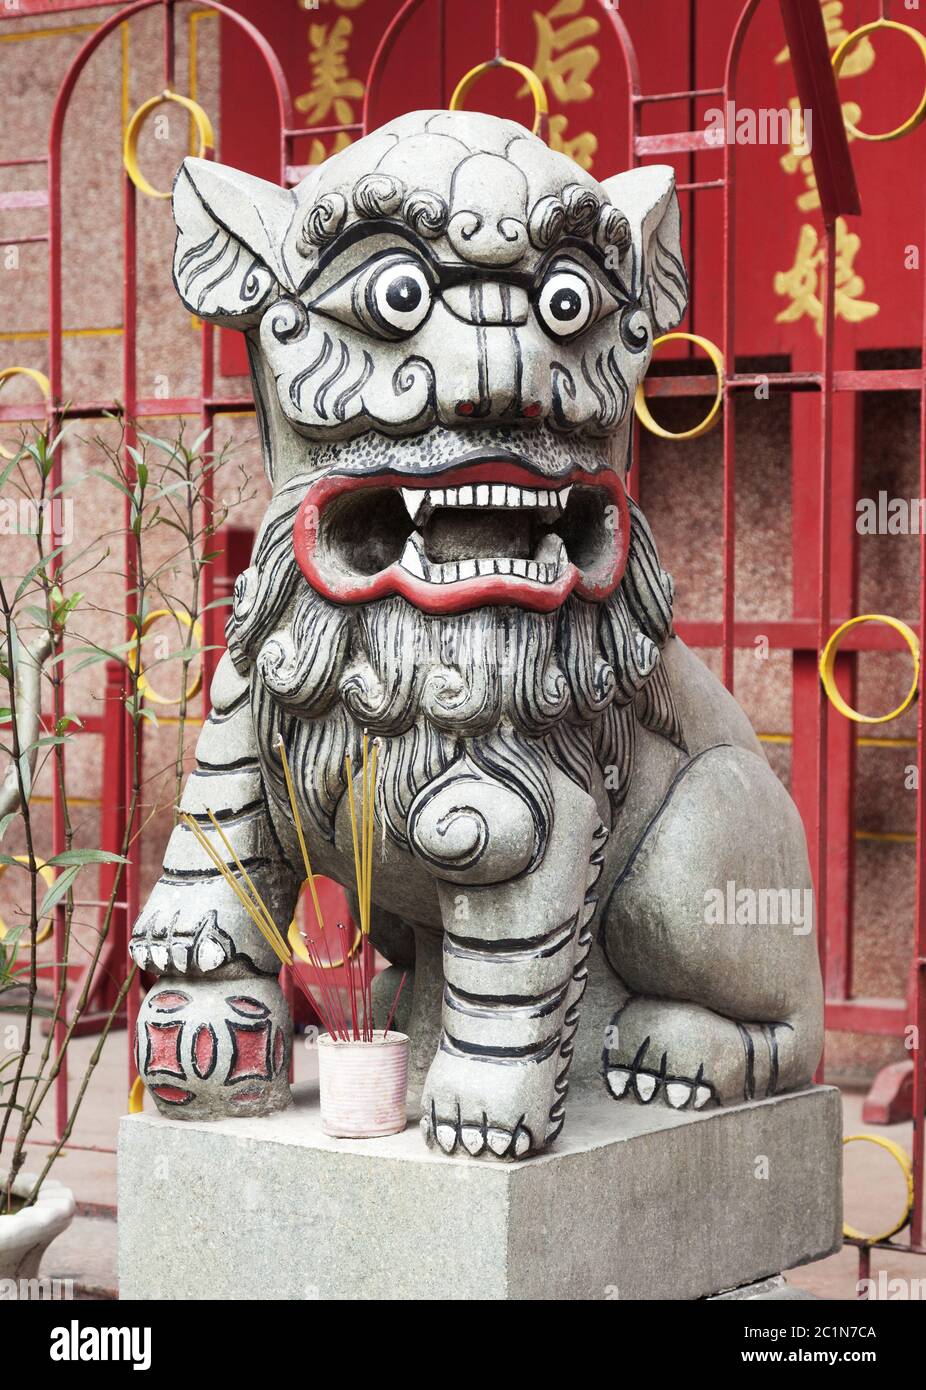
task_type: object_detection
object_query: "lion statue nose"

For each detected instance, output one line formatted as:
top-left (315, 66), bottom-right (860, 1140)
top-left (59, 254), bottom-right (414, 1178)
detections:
top-left (441, 282), bottom-right (529, 327)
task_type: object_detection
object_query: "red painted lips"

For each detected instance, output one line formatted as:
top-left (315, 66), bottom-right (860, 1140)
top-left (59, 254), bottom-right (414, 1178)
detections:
top-left (293, 460), bottom-right (630, 615)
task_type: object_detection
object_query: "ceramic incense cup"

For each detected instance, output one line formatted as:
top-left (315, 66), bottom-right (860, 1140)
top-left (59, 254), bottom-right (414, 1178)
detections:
top-left (317, 1030), bottom-right (409, 1138)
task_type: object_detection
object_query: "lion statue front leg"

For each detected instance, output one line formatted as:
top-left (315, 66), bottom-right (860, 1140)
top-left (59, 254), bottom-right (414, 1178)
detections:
top-left (410, 762), bottom-right (603, 1158)
top-left (130, 653), bottom-right (300, 1119)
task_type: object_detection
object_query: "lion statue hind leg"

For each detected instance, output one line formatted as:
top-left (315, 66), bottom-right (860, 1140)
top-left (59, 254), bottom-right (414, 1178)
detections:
top-left (600, 743), bottom-right (824, 1109)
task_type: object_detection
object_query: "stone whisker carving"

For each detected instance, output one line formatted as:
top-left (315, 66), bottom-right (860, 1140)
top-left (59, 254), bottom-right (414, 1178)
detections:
top-left (132, 110), bottom-right (823, 1158)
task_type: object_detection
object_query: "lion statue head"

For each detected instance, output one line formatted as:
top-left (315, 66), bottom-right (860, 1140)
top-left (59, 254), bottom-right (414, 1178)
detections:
top-left (172, 108), bottom-right (687, 884)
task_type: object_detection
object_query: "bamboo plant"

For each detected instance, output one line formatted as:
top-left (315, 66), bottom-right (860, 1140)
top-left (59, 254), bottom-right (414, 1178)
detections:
top-left (0, 416), bottom-right (250, 1213)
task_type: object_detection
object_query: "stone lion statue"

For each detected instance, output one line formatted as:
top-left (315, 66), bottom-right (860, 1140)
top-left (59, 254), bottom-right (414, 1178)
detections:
top-left (131, 110), bottom-right (823, 1160)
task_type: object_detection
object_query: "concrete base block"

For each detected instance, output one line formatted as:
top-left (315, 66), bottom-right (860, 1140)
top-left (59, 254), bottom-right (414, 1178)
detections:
top-left (117, 1083), bottom-right (842, 1301)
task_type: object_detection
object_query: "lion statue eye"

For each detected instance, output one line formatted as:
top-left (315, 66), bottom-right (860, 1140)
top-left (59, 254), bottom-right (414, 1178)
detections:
top-left (308, 252), bottom-right (435, 340)
top-left (534, 261), bottom-right (619, 341)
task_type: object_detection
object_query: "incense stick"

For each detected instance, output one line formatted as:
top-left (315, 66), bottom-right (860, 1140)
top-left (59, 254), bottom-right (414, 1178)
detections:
top-left (181, 815), bottom-right (287, 960)
top-left (271, 737), bottom-right (358, 1039)
top-left (180, 729), bottom-right (383, 1046)
top-left (383, 971), bottom-right (408, 1039)
top-left (275, 737), bottom-right (328, 940)
top-left (179, 814), bottom-right (346, 1039)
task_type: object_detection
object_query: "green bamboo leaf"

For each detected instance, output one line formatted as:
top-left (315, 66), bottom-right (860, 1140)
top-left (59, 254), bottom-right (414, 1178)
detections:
top-left (0, 454), bottom-right (21, 492)
top-left (37, 864), bottom-right (80, 917)
top-left (189, 427), bottom-right (213, 454)
top-left (45, 849), bottom-right (128, 868)
top-left (52, 591), bottom-right (83, 626)
top-left (15, 546), bottom-right (66, 601)
top-left (156, 480), bottom-right (197, 499)
top-left (29, 733), bottom-right (75, 750)
top-left (137, 432), bottom-right (181, 460)
top-left (147, 644), bottom-right (202, 667)
top-left (64, 652), bottom-right (124, 677)
top-left (52, 638), bottom-right (135, 672)
top-left (89, 470), bottom-right (135, 500)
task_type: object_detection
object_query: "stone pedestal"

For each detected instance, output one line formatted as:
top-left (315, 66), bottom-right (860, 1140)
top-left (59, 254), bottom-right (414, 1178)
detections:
top-left (117, 1083), bottom-right (842, 1301)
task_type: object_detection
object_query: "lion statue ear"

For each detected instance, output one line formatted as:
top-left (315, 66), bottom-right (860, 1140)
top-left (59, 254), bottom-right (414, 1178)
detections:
top-left (171, 157), bottom-right (299, 328)
top-left (600, 164), bottom-right (688, 334)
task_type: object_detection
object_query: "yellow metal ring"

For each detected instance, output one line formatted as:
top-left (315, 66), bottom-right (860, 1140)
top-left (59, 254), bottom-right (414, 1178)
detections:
top-left (0, 857), bottom-right (55, 948)
top-left (123, 89), bottom-right (215, 199)
top-left (634, 332), bottom-right (725, 441)
top-left (0, 366), bottom-right (52, 461)
top-left (832, 19), bottom-right (926, 142)
top-left (450, 57), bottom-right (548, 137)
top-left (842, 1134), bottom-right (914, 1243)
top-left (127, 608), bottom-right (204, 706)
top-left (819, 614), bottom-right (920, 724)
top-left (128, 1075), bottom-right (145, 1114)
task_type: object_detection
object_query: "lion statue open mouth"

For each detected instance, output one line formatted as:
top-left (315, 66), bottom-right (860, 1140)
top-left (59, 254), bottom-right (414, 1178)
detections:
top-left (131, 110), bottom-right (822, 1160)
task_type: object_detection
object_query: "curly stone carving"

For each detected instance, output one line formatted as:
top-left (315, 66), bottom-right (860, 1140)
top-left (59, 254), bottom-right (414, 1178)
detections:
top-left (562, 182), bottom-right (602, 235)
top-left (401, 189), bottom-right (449, 238)
top-left (297, 192), bottom-right (348, 252)
top-left (353, 172), bottom-right (406, 219)
top-left (595, 203), bottom-right (631, 253)
top-left (528, 194), bottom-right (567, 249)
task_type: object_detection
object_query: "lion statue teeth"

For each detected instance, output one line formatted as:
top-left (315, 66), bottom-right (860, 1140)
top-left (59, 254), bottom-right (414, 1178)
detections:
top-left (131, 110), bottom-right (823, 1158)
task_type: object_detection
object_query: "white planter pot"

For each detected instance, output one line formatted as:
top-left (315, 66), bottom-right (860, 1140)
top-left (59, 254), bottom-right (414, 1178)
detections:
top-left (0, 1173), bottom-right (75, 1292)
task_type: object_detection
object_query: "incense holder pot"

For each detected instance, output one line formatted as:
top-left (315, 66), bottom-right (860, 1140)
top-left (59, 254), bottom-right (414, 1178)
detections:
top-left (131, 109), bottom-right (823, 1159)
top-left (317, 1031), bottom-right (409, 1138)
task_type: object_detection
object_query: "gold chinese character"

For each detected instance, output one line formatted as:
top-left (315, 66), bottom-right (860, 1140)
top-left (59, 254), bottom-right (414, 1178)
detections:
top-left (774, 217), bottom-right (879, 334)
top-left (530, 0), bottom-right (600, 104)
top-left (295, 17), bottom-right (365, 127)
top-left (306, 131), bottom-right (354, 167)
top-left (548, 113), bottom-right (597, 169)
top-left (775, 1), bottom-right (875, 77)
